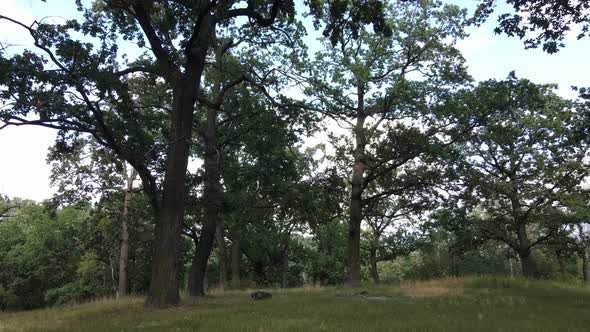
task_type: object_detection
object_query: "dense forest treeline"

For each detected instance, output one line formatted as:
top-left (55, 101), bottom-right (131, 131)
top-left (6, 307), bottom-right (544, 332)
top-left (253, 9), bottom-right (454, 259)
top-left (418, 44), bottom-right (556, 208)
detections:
top-left (0, 0), bottom-right (589, 311)
top-left (0, 194), bottom-right (587, 311)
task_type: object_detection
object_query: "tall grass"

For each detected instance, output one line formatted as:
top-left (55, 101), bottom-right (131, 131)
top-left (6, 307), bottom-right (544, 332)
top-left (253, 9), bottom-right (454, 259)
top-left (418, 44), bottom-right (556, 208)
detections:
top-left (1, 277), bottom-right (589, 332)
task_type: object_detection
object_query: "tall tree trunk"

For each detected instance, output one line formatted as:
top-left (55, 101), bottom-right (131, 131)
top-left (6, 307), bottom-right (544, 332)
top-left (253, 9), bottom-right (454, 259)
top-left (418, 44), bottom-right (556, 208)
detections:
top-left (516, 223), bottom-right (535, 278)
top-left (118, 169), bottom-right (136, 297)
top-left (187, 238), bottom-right (200, 293)
top-left (216, 218), bottom-right (227, 291)
top-left (582, 250), bottom-right (588, 282)
top-left (187, 105), bottom-right (221, 297)
top-left (520, 252), bottom-right (535, 277)
top-left (230, 229), bottom-right (241, 288)
top-left (281, 242), bottom-right (289, 288)
top-left (187, 82), bottom-right (222, 297)
top-left (510, 173), bottom-right (535, 279)
top-left (146, 16), bottom-right (214, 307)
top-left (186, 35), bottom-right (228, 297)
top-left (146, 80), bottom-right (198, 306)
top-left (348, 85), bottom-right (366, 288)
top-left (369, 247), bottom-right (380, 284)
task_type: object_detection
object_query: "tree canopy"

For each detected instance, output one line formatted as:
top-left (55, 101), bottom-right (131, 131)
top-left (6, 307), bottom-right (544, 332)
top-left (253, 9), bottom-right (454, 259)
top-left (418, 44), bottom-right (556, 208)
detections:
top-left (0, 0), bottom-right (589, 311)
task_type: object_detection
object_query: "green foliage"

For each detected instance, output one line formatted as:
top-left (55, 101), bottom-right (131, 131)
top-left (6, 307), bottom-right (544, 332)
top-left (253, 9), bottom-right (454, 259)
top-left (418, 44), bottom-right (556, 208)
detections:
top-left (45, 252), bottom-right (114, 306)
top-left (0, 201), bottom-right (83, 310)
top-left (437, 73), bottom-right (590, 277)
top-left (0, 194), bottom-right (157, 310)
top-left (1, 0), bottom-right (590, 314)
top-left (477, 0), bottom-right (590, 53)
top-left (307, 220), bottom-right (348, 285)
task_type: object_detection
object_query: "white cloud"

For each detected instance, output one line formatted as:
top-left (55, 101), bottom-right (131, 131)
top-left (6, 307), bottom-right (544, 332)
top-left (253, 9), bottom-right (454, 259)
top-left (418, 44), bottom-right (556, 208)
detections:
top-left (0, 126), bottom-right (57, 201)
top-left (457, 29), bottom-right (493, 59)
top-left (0, 0), bottom-right (35, 48)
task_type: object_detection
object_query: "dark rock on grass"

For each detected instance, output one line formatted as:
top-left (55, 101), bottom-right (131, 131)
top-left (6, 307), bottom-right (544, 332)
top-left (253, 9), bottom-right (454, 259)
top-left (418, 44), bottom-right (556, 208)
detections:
top-left (251, 290), bottom-right (272, 300)
top-left (356, 290), bottom-right (369, 296)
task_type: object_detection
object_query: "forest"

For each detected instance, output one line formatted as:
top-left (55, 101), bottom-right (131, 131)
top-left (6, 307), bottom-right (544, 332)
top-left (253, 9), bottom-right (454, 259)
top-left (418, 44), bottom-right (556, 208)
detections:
top-left (0, 0), bottom-right (589, 327)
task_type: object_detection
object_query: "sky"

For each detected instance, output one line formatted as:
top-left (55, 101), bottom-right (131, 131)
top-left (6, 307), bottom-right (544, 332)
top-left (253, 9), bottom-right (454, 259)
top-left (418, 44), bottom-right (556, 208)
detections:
top-left (0, 0), bottom-right (589, 201)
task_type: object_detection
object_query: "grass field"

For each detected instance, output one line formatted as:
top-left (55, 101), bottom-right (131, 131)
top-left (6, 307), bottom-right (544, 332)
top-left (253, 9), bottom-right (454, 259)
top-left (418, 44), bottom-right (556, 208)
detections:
top-left (1, 277), bottom-right (589, 331)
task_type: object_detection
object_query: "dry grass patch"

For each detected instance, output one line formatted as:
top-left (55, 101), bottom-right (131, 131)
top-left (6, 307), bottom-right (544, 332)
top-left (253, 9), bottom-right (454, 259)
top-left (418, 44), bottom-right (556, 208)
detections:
top-left (399, 277), bottom-right (468, 298)
top-left (0, 296), bottom-right (144, 332)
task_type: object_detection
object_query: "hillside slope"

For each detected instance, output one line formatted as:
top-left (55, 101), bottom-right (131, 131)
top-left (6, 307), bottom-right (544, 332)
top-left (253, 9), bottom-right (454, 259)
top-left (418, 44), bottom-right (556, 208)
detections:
top-left (1, 277), bottom-right (589, 332)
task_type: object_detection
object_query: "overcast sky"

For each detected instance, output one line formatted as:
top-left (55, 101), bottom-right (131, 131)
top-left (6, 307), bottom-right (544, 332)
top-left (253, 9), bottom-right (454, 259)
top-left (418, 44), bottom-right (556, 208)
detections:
top-left (1, 0), bottom-right (589, 201)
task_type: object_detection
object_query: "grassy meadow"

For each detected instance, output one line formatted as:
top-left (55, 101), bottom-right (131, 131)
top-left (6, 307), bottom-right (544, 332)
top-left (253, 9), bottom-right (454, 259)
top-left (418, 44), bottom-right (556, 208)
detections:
top-left (1, 277), bottom-right (589, 332)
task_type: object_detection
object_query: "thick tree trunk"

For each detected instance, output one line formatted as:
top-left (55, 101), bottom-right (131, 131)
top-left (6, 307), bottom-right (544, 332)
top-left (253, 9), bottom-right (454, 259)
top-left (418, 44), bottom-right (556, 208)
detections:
top-left (118, 169), bottom-right (136, 297)
top-left (509, 174), bottom-right (536, 279)
top-left (348, 87), bottom-right (366, 287)
top-left (582, 250), bottom-right (588, 282)
top-left (216, 218), bottom-right (227, 291)
top-left (187, 98), bottom-right (222, 297)
top-left (281, 242), bottom-right (289, 288)
top-left (230, 230), bottom-right (241, 288)
top-left (187, 240), bottom-right (200, 292)
top-left (146, 16), bottom-right (214, 307)
top-left (186, 36), bottom-right (227, 297)
top-left (369, 248), bottom-right (380, 284)
top-left (515, 223), bottom-right (535, 278)
top-left (520, 252), bottom-right (535, 277)
top-left (146, 79), bottom-right (199, 307)
top-left (187, 232), bottom-right (215, 297)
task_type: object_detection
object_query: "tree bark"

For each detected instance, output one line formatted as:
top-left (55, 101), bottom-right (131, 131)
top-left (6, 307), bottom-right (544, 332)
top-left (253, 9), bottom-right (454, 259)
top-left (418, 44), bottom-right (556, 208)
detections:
top-left (146, 16), bottom-right (214, 307)
top-left (369, 247), bottom-right (380, 284)
top-left (515, 223), bottom-right (535, 278)
top-left (509, 172), bottom-right (536, 279)
top-left (118, 169), bottom-right (136, 297)
top-left (348, 85), bottom-right (366, 288)
top-left (230, 229), bottom-right (241, 288)
top-left (187, 239), bottom-right (200, 292)
top-left (185, 33), bottom-right (229, 297)
top-left (186, 25), bottom-right (239, 300)
top-left (187, 84), bottom-right (222, 297)
top-left (519, 252), bottom-right (535, 277)
top-left (216, 218), bottom-right (227, 291)
top-left (146, 81), bottom-right (198, 306)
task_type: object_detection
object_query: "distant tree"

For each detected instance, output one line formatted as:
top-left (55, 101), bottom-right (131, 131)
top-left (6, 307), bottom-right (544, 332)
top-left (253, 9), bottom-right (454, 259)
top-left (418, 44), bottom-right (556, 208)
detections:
top-left (0, 201), bottom-right (89, 310)
top-left (0, 196), bottom-right (18, 222)
top-left (363, 214), bottom-right (425, 283)
top-left (559, 193), bottom-right (590, 281)
top-left (304, 0), bottom-right (473, 286)
top-left (577, 223), bottom-right (590, 282)
top-left (443, 73), bottom-right (589, 277)
top-left (301, 167), bottom-right (349, 285)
